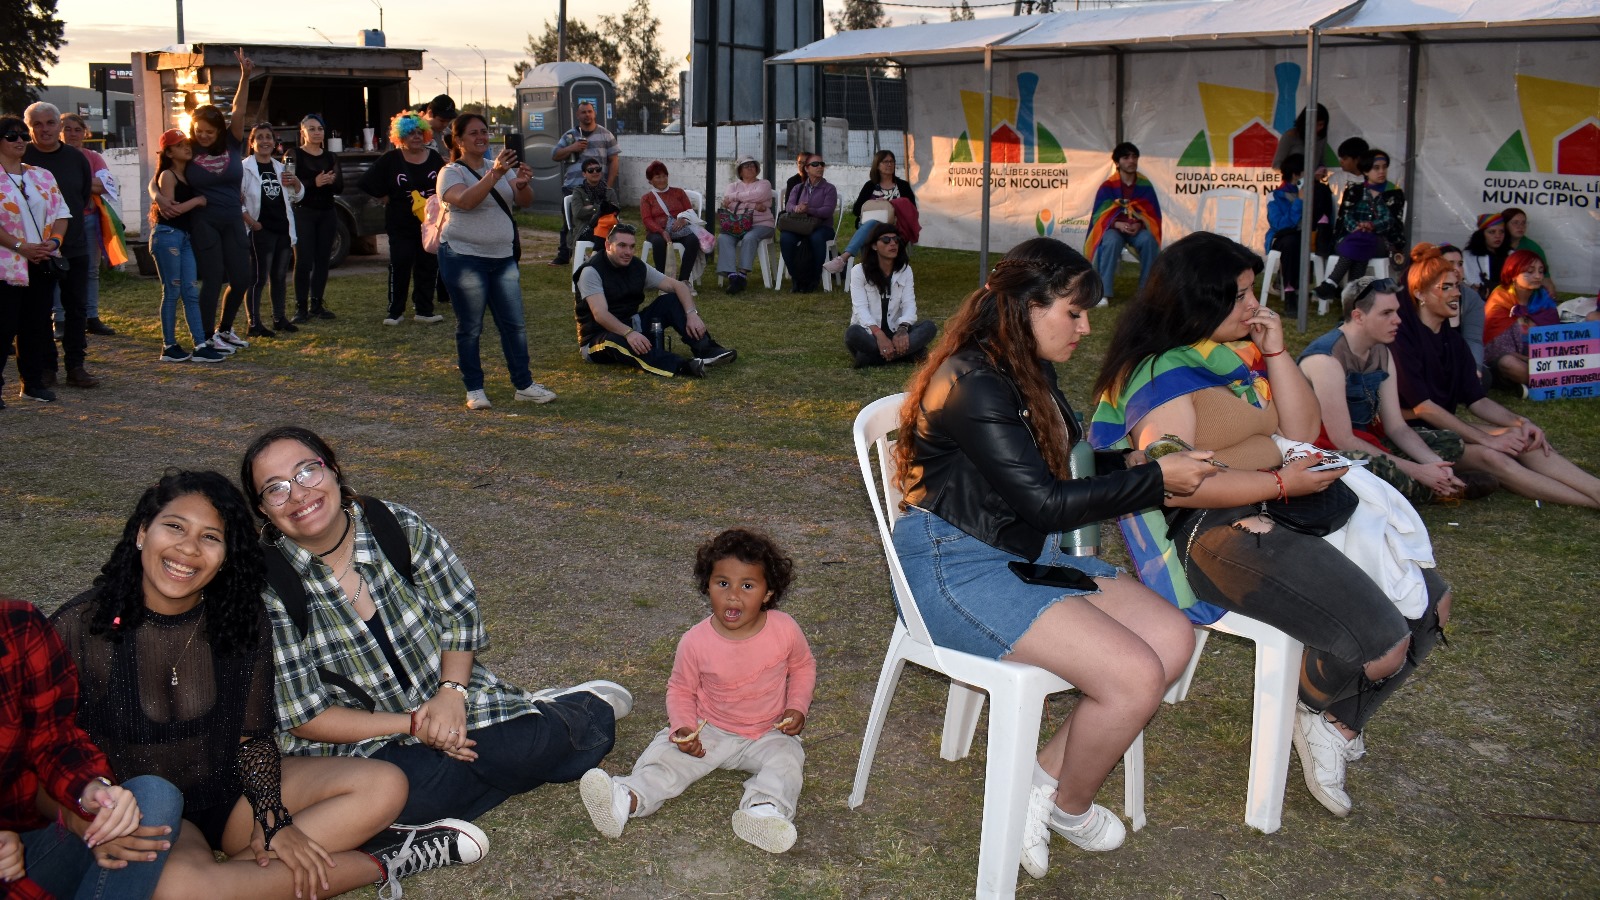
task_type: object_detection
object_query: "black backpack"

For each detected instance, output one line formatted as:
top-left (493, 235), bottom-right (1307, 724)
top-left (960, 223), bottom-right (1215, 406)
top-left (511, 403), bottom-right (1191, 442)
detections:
top-left (261, 495), bottom-right (413, 712)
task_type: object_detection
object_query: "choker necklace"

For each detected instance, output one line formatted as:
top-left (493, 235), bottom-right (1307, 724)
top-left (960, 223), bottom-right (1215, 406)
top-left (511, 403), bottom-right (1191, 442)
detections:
top-left (172, 607), bottom-right (205, 687)
top-left (315, 509), bottom-right (353, 559)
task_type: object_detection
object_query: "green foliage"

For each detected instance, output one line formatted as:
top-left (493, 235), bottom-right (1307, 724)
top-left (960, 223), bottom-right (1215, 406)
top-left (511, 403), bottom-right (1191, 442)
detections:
top-left (524, 19), bottom-right (617, 81)
top-left (507, 60), bottom-right (532, 90)
top-left (830, 0), bottom-right (891, 33)
top-left (608, 0), bottom-right (675, 134)
top-left (0, 0), bottom-right (64, 116)
top-left (950, 0), bottom-right (976, 21)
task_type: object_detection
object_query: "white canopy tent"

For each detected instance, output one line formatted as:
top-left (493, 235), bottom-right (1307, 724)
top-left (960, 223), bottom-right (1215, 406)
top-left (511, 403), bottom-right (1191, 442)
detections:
top-left (768, 0), bottom-right (1600, 324)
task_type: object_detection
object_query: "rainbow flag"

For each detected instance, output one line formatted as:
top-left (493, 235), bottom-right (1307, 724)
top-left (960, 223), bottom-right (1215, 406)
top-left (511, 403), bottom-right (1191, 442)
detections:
top-left (94, 196), bottom-right (129, 268)
top-left (1082, 173), bottom-right (1162, 262)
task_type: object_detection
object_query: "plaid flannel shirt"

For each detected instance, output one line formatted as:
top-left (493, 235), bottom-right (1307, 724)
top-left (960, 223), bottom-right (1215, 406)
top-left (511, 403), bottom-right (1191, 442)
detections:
top-left (267, 501), bottom-right (537, 758)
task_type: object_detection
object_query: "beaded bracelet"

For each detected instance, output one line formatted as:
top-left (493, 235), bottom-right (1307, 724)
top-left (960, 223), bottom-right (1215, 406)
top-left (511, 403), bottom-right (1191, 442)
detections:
top-left (1269, 470), bottom-right (1287, 502)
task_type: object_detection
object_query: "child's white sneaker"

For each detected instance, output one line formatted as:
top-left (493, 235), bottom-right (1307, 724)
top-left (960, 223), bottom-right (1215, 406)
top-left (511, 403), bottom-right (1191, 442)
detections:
top-left (731, 802), bottom-right (796, 854)
top-left (579, 768), bottom-right (630, 838)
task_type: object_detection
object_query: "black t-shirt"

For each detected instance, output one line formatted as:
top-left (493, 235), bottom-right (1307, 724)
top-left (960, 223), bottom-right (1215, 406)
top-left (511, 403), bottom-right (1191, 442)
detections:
top-left (290, 147), bottom-right (343, 211)
top-left (22, 142), bottom-right (92, 255)
top-left (255, 160), bottom-right (289, 235)
top-left (358, 148), bottom-right (444, 237)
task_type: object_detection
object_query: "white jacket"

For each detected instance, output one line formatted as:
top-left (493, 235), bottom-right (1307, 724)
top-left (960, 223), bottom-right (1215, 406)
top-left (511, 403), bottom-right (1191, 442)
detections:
top-left (240, 157), bottom-right (304, 245)
top-left (849, 263), bottom-right (918, 331)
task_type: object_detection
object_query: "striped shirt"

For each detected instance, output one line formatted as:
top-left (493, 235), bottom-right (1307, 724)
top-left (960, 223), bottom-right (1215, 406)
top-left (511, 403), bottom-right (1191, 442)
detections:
top-left (267, 501), bottom-right (538, 758)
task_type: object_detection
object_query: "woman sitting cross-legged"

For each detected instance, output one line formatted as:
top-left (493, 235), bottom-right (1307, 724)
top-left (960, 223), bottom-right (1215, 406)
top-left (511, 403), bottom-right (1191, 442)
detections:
top-left (239, 428), bottom-right (632, 839)
top-left (843, 223), bottom-right (935, 367)
top-left (46, 470), bottom-right (473, 899)
top-left (893, 237), bottom-right (1216, 876)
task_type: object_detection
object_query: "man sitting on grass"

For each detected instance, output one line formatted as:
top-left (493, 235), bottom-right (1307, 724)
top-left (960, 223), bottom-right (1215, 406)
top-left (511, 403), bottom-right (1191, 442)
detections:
top-left (573, 224), bottom-right (736, 378)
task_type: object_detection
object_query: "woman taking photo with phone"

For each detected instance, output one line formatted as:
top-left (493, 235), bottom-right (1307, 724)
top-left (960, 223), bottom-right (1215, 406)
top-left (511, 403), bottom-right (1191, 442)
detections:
top-left (893, 238), bottom-right (1215, 876)
top-left (287, 114), bottom-right (342, 326)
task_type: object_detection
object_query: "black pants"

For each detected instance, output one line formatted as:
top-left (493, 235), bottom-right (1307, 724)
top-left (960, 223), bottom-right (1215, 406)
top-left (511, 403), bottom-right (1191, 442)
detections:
top-left (1271, 230), bottom-right (1304, 294)
top-left (844, 320), bottom-right (938, 366)
top-left (42, 255), bottom-right (88, 372)
top-left (646, 232), bottom-right (699, 281)
top-left (250, 228), bottom-right (292, 327)
top-left (293, 206), bottom-right (337, 313)
top-left (191, 211), bottom-right (253, 336)
top-left (581, 293), bottom-right (717, 378)
top-left (0, 266), bottom-right (56, 393)
top-left (387, 231), bottom-right (437, 319)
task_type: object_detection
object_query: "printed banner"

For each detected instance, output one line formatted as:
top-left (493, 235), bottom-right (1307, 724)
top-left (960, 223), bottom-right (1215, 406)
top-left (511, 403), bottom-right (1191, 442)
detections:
top-left (1413, 42), bottom-right (1599, 296)
top-left (1528, 321), bottom-right (1600, 401)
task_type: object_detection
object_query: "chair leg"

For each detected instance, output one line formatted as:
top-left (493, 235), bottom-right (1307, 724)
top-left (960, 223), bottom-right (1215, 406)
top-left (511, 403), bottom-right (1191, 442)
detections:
top-left (850, 630), bottom-right (912, 809)
top-left (1243, 633), bottom-right (1302, 834)
top-left (758, 241), bottom-right (774, 290)
top-left (940, 680), bottom-right (986, 761)
top-left (1164, 628), bottom-right (1208, 705)
top-left (972, 687), bottom-right (1043, 900)
top-left (1123, 730), bottom-right (1146, 832)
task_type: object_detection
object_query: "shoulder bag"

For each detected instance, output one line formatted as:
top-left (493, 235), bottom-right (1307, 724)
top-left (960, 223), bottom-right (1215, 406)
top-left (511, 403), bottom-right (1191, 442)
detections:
top-left (777, 183), bottom-right (819, 236)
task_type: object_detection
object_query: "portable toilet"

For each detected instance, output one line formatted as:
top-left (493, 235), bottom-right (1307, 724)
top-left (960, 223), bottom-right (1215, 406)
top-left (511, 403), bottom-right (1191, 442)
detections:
top-left (515, 62), bottom-right (617, 214)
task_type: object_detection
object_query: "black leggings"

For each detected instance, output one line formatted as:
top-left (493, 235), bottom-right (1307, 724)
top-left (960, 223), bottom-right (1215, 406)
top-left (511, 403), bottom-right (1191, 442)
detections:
top-left (646, 232), bottom-right (699, 281)
top-left (191, 211), bottom-right (254, 336)
top-left (1182, 507), bottom-right (1447, 732)
top-left (293, 206), bottom-right (338, 311)
top-left (250, 228), bottom-right (292, 326)
top-left (386, 231), bottom-right (437, 318)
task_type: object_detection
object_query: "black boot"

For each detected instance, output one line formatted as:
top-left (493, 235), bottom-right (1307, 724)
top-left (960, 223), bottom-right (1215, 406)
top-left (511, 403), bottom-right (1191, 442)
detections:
top-left (311, 300), bottom-right (336, 320)
top-left (86, 317), bottom-right (116, 336)
top-left (291, 299), bottom-right (311, 324)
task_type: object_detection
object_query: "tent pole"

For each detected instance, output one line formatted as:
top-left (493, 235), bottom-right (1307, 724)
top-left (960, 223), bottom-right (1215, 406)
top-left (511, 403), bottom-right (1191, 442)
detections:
top-left (761, 1), bottom-right (776, 198)
top-left (1114, 49), bottom-right (1125, 145)
top-left (706, 0), bottom-right (720, 225)
top-left (1401, 34), bottom-right (1421, 248)
top-left (1295, 27), bottom-right (1321, 333)
top-left (980, 45), bottom-right (994, 280)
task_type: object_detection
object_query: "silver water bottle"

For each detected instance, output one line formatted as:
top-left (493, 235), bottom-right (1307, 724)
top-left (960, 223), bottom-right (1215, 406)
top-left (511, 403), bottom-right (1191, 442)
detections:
top-left (1065, 419), bottom-right (1100, 557)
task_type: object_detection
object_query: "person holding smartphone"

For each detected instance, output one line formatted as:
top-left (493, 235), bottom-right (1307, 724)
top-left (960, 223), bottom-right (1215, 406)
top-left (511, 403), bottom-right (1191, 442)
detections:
top-left (891, 238), bottom-right (1217, 876)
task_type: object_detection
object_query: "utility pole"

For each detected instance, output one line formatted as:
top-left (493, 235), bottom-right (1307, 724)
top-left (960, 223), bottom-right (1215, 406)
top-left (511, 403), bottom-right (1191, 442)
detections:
top-left (176, 0), bottom-right (185, 42)
top-left (369, 0), bottom-right (384, 33)
top-left (558, 0), bottom-right (568, 61)
top-left (467, 44), bottom-right (488, 116)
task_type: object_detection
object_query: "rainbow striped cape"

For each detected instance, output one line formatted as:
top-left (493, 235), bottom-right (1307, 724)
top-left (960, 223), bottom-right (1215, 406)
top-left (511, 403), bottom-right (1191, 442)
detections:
top-left (1082, 173), bottom-right (1162, 261)
top-left (1088, 340), bottom-right (1271, 623)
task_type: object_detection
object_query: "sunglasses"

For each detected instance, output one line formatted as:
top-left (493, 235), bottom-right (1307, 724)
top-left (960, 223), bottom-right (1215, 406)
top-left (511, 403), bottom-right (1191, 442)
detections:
top-left (807, 161), bottom-right (827, 168)
top-left (0, 131), bottom-right (26, 142)
top-left (583, 166), bottom-right (602, 173)
top-left (877, 234), bottom-right (901, 245)
top-left (1354, 278), bottom-right (1399, 303)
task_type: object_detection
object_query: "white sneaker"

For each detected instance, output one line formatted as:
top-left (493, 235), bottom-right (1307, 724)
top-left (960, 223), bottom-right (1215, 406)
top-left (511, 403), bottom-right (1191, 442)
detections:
top-left (1019, 783), bottom-right (1055, 878)
top-left (217, 329), bottom-right (249, 348)
top-left (414, 314), bottom-right (444, 323)
top-left (514, 382), bottom-right (557, 404)
top-left (1096, 297), bottom-right (1110, 308)
top-left (369, 818), bottom-right (488, 900)
top-left (465, 389), bottom-right (492, 410)
top-left (579, 768), bottom-right (631, 839)
top-left (209, 335), bottom-right (237, 354)
top-left (383, 317), bottom-right (403, 326)
top-left (1293, 703), bottom-right (1353, 817)
top-left (530, 680), bottom-right (633, 720)
top-left (731, 803), bottom-right (796, 854)
top-left (822, 253), bottom-right (850, 275)
top-left (1046, 804), bottom-right (1125, 852)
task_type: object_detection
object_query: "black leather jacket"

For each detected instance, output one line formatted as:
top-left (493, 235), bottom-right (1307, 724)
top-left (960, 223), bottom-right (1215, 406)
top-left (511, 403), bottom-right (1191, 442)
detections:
top-left (900, 346), bottom-right (1165, 559)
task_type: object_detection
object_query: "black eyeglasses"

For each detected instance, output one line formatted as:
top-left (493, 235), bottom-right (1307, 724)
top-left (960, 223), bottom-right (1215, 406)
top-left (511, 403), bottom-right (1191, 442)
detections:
top-left (583, 166), bottom-right (602, 173)
top-left (1354, 278), bottom-right (1398, 303)
top-left (807, 161), bottom-right (827, 168)
top-left (0, 131), bottom-right (26, 142)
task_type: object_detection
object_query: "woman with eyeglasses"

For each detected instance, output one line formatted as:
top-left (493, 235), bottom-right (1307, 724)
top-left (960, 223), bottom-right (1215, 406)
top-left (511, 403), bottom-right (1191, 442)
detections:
top-left (844, 222), bottom-right (933, 367)
top-left (568, 158), bottom-right (619, 256)
top-left (1392, 243), bottom-right (1600, 509)
top-left (358, 111), bottom-right (445, 326)
top-left (1093, 232), bottom-right (1452, 823)
top-left (778, 154), bottom-right (836, 294)
top-left (0, 113), bottom-right (71, 406)
top-left (287, 114), bottom-right (343, 326)
top-left (639, 161), bottom-right (700, 283)
top-left (240, 427), bottom-right (629, 836)
top-left (713, 155), bottom-right (774, 295)
top-left (182, 50), bottom-right (257, 355)
top-left (47, 469), bottom-right (434, 899)
top-left (824, 149), bottom-right (916, 279)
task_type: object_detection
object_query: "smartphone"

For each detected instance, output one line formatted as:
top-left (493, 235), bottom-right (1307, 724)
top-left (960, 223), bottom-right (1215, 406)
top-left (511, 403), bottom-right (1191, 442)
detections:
top-left (1144, 434), bottom-right (1228, 468)
top-left (504, 133), bottom-right (524, 165)
top-left (1308, 457), bottom-right (1371, 472)
top-left (1008, 561), bottom-right (1099, 591)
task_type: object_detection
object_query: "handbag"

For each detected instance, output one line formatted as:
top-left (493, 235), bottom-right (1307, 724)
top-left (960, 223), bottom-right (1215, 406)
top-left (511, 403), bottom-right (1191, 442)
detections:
top-left (717, 201), bottom-right (753, 237)
top-left (860, 197), bottom-right (896, 225)
top-left (777, 183), bottom-right (820, 236)
top-left (1260, 478), bottom-right (1358, 537)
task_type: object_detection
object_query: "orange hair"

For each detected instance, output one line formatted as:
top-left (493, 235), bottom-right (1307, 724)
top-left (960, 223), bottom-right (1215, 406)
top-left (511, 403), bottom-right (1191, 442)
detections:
top-left (1407, 243), bottom-right (1453, 299)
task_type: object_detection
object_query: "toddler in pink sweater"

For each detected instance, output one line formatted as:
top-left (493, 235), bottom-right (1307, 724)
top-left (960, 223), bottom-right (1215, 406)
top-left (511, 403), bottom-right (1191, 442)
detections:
top-left (579, 529), bottom-right (816, 853)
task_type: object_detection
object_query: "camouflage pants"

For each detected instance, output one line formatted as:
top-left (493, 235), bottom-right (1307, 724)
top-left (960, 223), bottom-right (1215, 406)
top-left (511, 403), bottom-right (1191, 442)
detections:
top-left (1340, 427), bottom-right (1466, 505)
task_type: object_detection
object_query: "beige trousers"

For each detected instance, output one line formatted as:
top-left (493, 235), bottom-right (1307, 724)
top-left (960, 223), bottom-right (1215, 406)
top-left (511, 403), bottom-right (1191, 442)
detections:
top-left (616, 723), bottom-right (805, 819)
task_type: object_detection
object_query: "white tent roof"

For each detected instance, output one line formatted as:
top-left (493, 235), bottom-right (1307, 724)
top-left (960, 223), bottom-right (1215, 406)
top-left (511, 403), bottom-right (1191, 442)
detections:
top-left (768, 0), bottom-right (1600, 67)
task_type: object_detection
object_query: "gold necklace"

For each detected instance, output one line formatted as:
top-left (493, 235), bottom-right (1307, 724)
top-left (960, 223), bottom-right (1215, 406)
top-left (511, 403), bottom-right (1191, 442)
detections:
top-left (171, 607), bottom-right (205, 687)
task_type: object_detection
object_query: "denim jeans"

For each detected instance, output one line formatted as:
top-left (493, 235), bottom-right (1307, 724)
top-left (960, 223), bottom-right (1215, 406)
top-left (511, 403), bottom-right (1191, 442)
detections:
top-left (55, 213), bottom-right (102, 321)
top-left (152, 225), bottom-right (206, 348)
top-left (1092, 226), bottom-right (1160, 300)
top-left (20, 774), bottom-right (183, 900)
top-left (438, 243), bottom-right (532, 392)
top-left (842, 222), bottom-right (877, 259)
top-left (715, 225), bottom-right (774, 275)
top-left (370, 692), bottom-right (616, 823)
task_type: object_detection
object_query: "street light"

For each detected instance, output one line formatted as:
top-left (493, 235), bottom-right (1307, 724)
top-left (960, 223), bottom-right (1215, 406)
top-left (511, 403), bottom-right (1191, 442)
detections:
top-left (431, 58), bottom-right (457, 102)
top-left (308, 26), bottom-right (335, 44)
top-left (466, 44), bottom-right (488, 119)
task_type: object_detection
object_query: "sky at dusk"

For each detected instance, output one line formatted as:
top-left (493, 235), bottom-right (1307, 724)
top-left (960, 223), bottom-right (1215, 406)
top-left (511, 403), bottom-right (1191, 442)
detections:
top-left (47, 0), bottom-right (1003, 108)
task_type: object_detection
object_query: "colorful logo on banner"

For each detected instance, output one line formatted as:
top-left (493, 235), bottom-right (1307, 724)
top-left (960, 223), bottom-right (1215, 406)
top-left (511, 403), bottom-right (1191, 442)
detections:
top-left (1487, 75), bottom-right (1600, 176)
top-left (1035, 209), bottom-right (1056, 236)
top-left (950, 72), bottom-right (1066, 165)
top-left (1174, 62), bottom-right (1319, 200)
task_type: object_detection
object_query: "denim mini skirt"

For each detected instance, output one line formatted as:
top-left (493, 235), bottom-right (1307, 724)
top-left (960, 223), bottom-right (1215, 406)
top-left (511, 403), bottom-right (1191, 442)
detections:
top-left (891, 506), bottom-right (1119, 660)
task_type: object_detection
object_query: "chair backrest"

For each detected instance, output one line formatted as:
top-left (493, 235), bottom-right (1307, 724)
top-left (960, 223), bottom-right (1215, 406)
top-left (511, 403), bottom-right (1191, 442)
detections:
top-left (1199, 187), bottom-right (1259, 244)
top-left (686, 189), bottom-right (704, 219)
top-left (562, 192), bottom-right (577, 230)
top-left (854, 393), bottom-right (941, 649)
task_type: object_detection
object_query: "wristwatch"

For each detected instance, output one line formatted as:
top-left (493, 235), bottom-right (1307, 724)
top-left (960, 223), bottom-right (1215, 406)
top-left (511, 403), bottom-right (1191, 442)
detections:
top-left (11, 239), bottom-right (20, 251)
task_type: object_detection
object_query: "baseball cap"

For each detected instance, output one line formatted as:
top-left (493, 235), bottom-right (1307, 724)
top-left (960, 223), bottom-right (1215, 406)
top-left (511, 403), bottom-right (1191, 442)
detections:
top-left (159, 129), bottom-right (187, 150)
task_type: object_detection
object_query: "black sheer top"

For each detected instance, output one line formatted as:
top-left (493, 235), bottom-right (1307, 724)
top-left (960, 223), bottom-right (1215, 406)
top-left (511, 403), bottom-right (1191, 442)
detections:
top-left (50, 592), bottom-right (278, 817)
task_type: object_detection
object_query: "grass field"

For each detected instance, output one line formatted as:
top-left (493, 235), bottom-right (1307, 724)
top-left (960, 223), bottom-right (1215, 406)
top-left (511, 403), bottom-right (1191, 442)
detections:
top-left (2, 222), bottom-right (1596, 899)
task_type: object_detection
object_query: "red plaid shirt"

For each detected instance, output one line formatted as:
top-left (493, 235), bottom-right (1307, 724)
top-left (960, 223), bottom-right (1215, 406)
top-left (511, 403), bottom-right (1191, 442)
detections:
top-left (1, 600), bottom-right (113, 898)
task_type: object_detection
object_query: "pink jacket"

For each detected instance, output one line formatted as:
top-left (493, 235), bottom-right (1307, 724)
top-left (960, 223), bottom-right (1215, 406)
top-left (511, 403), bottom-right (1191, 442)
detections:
top-left (721, 178), bottom-right (775, 229)
top-left (666, 610), bottom-right (816, 740)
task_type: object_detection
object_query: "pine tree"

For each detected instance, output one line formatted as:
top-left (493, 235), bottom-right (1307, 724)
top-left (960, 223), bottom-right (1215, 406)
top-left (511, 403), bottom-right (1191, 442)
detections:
top-left (606, 0), bottom-right (675, 133)
top-left (523, 19), bottom-right (617, 82)
top-left (950, 0), bottom-right (976, 21)
top-left (508, 61), bottom-right (532, 90)
top-left (0, 0), bottom-right (65, 115)
top-left (830, 0), bottom-right (891, 34)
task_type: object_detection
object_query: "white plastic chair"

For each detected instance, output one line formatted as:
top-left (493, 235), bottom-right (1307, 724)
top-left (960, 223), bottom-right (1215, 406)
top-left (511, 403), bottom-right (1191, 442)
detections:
top-left (774, 201), bottom-right (846, 292)
top-left (664, 189), bottom-right (706, 286)
top-left (850, 394), bottom-right (1146, 900)
top-left (1261, 249), bottom-right (1327, 311)
top-left (1315, 255), bottom-right (1390, 315)
top-left (1198, 187), bottom-right (1260, 245)
top-left (563, 194), bottom-right (595, 275)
